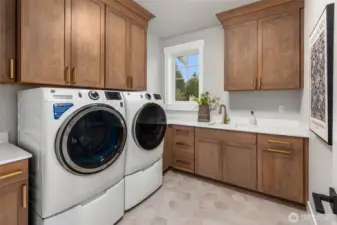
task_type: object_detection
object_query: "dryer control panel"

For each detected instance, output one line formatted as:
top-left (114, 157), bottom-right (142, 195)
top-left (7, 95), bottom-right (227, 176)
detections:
top-left (105, 92), bottom-right (122, 100)
top-left (88, 91), bottom-right (100, 100)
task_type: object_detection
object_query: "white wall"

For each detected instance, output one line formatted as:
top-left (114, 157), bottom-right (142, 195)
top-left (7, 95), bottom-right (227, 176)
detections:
top-left (304, 0), bottom-right (335, 219)
top-left (162, 26), bottom-right (302, 120)
top-left (0, 85), bottom-right (30, 144)
top-left (147, 33), bottom-right (164, 94)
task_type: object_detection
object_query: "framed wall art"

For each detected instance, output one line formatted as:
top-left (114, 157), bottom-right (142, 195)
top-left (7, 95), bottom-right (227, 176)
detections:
top-left (309, 3), bottom-right (334, 145)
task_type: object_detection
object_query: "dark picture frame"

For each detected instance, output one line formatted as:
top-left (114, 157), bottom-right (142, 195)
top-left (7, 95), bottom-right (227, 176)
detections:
top-left (309, 3), bottom-right (334, 145)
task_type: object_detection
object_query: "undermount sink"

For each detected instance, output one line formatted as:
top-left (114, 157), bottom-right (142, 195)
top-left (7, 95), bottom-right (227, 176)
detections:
top-left (234, 123), bottom-right (250, 129)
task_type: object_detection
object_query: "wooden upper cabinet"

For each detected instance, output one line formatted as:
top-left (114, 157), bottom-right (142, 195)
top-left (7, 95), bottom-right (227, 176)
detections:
top-left (258, 146), bottom-right (303, 203)
top-left (106, 7), bottom-right (128, 89)
top-left (195, 137), bottom-right (223, 181)
top-left (0, 0), bottom-right (16, 83)
top-left (70, 0), bottom-right (105, 88)
top-left (224, 144), bottom-right (257, 190)
top-left (0, 180), bottom-right (28, 225)
top-left (19, 0), bottom-right (67, 85)
top-left (129, 22), bottom-right (147, 90)
top-left (218, 0), bottom-right (304, 91)
top-left (259, 11), bottom-right (300, 90)
top-left (226, 21), bottom-right (257, 91)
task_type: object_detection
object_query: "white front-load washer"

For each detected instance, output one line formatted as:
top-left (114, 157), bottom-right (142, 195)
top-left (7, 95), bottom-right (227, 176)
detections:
top-left (122, 92), bottom-right (167, 210)
top-left (18, 88), bottom-right (127, 225)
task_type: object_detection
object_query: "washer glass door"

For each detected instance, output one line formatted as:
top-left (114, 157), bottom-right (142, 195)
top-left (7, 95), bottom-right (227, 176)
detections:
top-left (133, 103), bottom-right (167, 150)
top-left (56, 104), bottom-right (127, 175)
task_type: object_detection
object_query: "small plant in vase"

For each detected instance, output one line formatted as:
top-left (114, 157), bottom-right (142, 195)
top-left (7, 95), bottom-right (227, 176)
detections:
top-left (191, 92), bottom-right (220, 122)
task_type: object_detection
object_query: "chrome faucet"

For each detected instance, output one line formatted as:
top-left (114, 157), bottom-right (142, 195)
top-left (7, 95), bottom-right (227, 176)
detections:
top-left (219, 104), bottom-right (230, 124)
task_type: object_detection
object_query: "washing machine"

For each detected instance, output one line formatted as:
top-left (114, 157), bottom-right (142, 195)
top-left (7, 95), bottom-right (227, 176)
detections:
top-left (122, 92), bottom-right (167, 210)
top-left (18, 88), bottom-right (127, 225)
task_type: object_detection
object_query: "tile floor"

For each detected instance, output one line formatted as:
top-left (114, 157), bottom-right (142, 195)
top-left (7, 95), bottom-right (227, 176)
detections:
top-left (118, 171), bottom-right (309, 225)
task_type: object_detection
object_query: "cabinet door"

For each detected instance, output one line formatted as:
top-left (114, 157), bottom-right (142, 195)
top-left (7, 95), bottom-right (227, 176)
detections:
top-left (0, 0), bottom-right (15, 83)
top-left (129, 22), bottom-right (147, 90)
top-left (259, 11), bottom-right (300, 90)
top-left (195, 137), bottom-right (222, 181)
top-left (226, 21), bottom-right (258, 90)
top-left (258, 146), bottom-right (303, 203)
top-left (224, 144), bottom-right (257, 190)
top-left (71, 0), bottom-right (105, 88)
top-left (106, 7), bottom-right (128, 89)
top-left (0, 181), bottom-right (28, 225)
top-left (19, 0), bottom-right (67, 85)
top-left (163, 126), bottom-right (172, 171)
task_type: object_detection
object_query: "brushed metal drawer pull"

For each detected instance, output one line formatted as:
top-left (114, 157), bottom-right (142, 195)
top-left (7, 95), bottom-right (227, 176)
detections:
top-left (176, 159), bottom-right (190, 165)
top-left (22, 185), bottom-right (27, 208)
top-left (268, 140), bottom-right (290, 145)
top-left (267, 148), bottom-right (291, 155)
top-left (0, 170), bottom-right (23, 180)
top-left (9, 58), bottom-right (15, 79)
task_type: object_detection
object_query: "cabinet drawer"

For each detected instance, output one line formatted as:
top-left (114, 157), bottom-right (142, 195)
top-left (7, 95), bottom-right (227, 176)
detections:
top-left (258, 134), bottom-right (303, 151)
top-left (0, 160), bottom-right (28, 188)
top-left (173, 125), bottom-right (194, 137)
top-left (173, 135), bottom-right (194, 154)
top-left (225, 131), bottom-right (256, 145)
top-left (172, 152), bottom-right (194, 173)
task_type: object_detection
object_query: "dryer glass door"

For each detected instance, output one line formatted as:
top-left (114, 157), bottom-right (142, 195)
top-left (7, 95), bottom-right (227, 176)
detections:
top-left (133, 103), bottom-right (167, 150)
top-left (56, 104), bottom-right (127, 175)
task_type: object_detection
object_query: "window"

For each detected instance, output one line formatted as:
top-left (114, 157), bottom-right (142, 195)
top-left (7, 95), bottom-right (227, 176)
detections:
top-left (165, 40), bottom-right (204, 111)
top-left (175, 54), bottom-right (199, 101)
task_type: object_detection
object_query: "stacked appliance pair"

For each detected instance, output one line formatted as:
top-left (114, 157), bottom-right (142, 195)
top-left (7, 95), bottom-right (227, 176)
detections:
top-left (17, 88), bottom-right (167, 225)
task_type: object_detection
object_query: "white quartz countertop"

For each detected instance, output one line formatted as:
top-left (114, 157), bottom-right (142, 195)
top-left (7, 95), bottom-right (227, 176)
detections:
top-left (0, 133), bottom-right (32, 166)
top-left (167, 119), bottom-right (310, 138)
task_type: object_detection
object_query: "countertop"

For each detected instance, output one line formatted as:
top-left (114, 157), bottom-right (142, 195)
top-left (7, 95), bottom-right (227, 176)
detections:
top-left (0, 133), bottom-right (32, 166)
top-left (167, 119), bottom-right (310, 138)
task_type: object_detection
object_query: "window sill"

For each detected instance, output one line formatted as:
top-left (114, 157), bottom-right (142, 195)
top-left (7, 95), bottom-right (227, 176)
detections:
top-left (164, 103), bottom-right (198, 112)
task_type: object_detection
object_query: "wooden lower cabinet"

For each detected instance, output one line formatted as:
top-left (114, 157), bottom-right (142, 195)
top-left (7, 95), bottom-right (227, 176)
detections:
top-left (258, 146), bottom-right (304, 203)
top-left (0, 159), bottom-right (29, 225)
top-left (163, 126), bottom-right (172, 171)
top-left (195, 137), bottom-right (223, 181)
top-left (223, 144), bottom-right (257, 190)
top-left (169, 125), bottom-right (307, 204)
top-left (0, 180), bottom-right (28, 225)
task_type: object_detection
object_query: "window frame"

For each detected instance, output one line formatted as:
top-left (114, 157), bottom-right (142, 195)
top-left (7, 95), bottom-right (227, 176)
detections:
top-left (164, 40), bottom-right (204, 111)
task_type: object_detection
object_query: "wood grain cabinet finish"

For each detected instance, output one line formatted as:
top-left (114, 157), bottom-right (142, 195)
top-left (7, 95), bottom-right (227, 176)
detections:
top-left (15, 0), bottom-right (153, 89)
top-left (257, 134), bottom-right (304, 203)
top-left (223, 144), bottom-right (257, 190)
top-left (195, 137), bottom-right (223, 181)
top-left (0, 0), bottom-right (16, 83)
top-left (70, 0), bottom-right (105, 88)
top-left (18, 0), bottom-right (67, 85)
top-left (129, 22), bottom-right (147, 90)
top-left (105, 6), bottom-right (128, 90)
top-left (163, 126), bottom-right (173, 171)
top-left (218, 0), bottom-right (304, 91)
top-left (0, 160), bottom-right (29, 225)
top-left (226, 21), bottom-right (258, 91)
top-left (259, 11), bottom-right (300, 90)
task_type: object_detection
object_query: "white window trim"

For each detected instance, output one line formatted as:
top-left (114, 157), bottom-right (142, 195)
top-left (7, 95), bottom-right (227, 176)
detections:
top-left (164, 40), bottom-right (204, 111)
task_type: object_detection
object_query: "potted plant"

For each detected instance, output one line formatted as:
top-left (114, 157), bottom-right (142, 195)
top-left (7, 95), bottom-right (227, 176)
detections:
top-left (191, 92), bottom-right (220, 122)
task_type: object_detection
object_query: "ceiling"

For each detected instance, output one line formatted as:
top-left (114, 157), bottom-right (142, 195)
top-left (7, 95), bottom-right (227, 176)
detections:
top-left (135, 0), bottom-right (260, 39)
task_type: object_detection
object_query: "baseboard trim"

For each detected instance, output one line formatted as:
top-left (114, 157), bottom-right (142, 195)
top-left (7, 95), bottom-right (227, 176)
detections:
top-left (307, 200), bottom-right (318, 225)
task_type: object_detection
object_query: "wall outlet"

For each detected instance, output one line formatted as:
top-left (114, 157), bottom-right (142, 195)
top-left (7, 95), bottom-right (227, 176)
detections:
top-left (278, 105), bottom-right (285, 114)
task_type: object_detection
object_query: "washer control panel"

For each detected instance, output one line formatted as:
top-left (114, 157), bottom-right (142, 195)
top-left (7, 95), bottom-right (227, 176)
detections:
top-left (145, 93), bottom-right (152, 100)
top-left (88, 91), bottom-right (100, 100)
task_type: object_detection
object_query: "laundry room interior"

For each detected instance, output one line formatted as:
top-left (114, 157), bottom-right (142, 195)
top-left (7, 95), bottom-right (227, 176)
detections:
top-left (1, 0), bottom-right (337, 224)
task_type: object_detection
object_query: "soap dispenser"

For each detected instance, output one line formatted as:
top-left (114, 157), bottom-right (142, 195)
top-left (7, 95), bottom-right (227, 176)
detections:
top-left (249, 111), bottom-right (257, 127)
